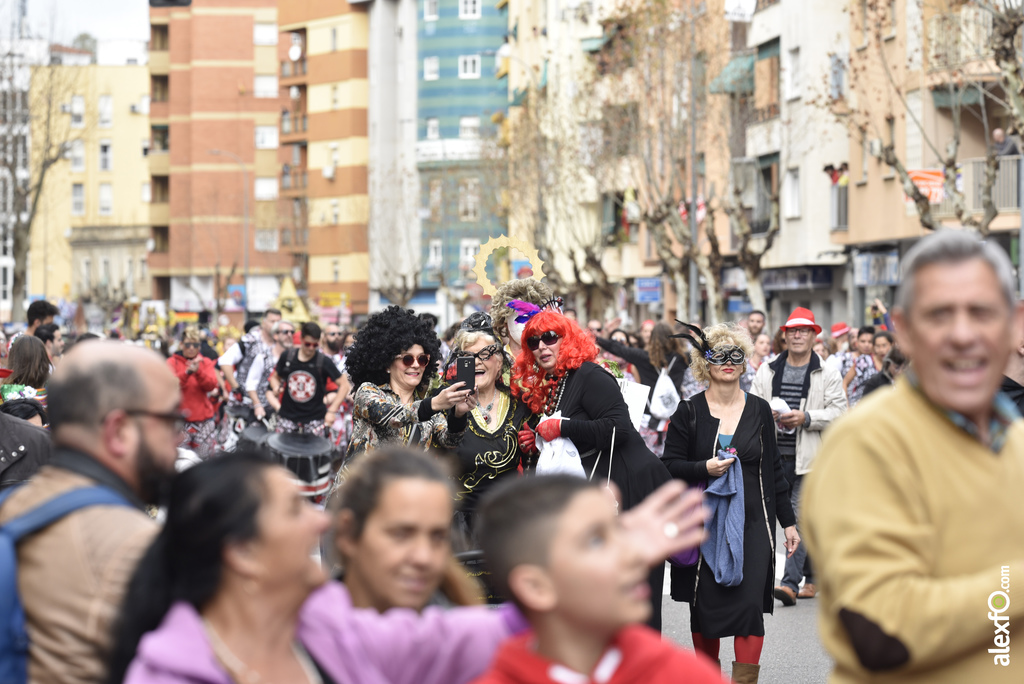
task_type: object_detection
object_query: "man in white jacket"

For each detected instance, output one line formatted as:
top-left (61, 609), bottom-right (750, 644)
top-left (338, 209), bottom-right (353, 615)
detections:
top-left (751, 307), bottom-right (847, 604)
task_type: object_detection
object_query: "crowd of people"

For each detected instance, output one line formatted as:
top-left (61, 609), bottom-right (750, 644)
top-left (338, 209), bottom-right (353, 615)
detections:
top-left (0, 230), bottom-right (1021, 684)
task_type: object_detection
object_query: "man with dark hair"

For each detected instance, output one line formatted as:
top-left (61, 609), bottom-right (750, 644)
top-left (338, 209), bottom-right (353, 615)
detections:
top-left (268, 320), bottom-right (343, 436)
top-left (0, 342), bottom-right (181, 683)
top-left (746, 310), bottom-right (766, 337)
top-left (34, 322), bottom-right (64, 367)
top-left (26, 300), bottom-right (58, 335)
top-left (217, 308), bottom-right (281, 404)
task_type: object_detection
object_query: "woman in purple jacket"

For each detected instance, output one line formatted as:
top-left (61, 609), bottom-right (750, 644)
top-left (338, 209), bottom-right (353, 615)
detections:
top-left (107, 452), bottom-right (706, 684)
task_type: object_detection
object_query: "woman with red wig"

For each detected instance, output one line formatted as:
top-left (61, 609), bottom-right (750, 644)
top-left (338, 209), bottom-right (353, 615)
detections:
top-left (511, 305), bottom-right (673, 629)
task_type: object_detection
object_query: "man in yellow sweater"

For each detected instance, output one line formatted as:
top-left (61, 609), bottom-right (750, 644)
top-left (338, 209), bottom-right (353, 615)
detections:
top-left (803, 230), bottom-right (1024, 683)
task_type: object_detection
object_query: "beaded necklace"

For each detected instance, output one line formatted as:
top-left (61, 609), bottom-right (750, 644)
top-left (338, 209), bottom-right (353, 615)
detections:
top-left (543, 374), bottom-right (567, 416)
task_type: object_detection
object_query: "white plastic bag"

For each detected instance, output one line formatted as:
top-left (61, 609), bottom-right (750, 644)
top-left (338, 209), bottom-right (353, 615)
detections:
top-left (648, 357), bottom-right (681, 420)
top-left (535, 412), bottom-right (587, 479)
top-left (617, 378), bottom-right (651, 431)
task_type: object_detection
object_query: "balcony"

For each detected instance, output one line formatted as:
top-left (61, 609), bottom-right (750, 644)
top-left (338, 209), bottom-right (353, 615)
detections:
top-left (150, 50), bottom-right (169, 75)
top-left (150, 201), bottom-right (170, 225)
top-left (281, 170), bottom-right (308, 194)
top-left (281, 59), bottom-right (307, 85)
top-left (932, 156), bottom-right (1023, 219)
top-left (149, 150), bottom-right (170, 176)
top-left (755, 0), bottom-right (779, 10)
top-left (926, 6), bottom-right (1004, 77)
top-left (281, 113), bottom-right (308, 142)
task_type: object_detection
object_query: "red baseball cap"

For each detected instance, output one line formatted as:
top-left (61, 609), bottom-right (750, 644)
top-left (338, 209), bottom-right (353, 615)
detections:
top-left (781, 307), bottom-right (822, 335)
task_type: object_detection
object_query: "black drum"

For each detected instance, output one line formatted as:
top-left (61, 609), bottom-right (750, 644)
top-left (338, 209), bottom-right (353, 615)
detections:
top-left (266, 432), bottom-right (334, 502)
top-left (238, 422), bottom-right (271, 455)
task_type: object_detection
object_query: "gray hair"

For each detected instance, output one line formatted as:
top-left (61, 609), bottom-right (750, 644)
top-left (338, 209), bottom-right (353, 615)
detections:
top-left (47, 361), bottom-right (148, 431)
top-left (271, 320), bottom-right (294, 334)
top-left (452, 329), bottom-right (499, 351)
top-left (895, 231), bottom-right (1016, 313)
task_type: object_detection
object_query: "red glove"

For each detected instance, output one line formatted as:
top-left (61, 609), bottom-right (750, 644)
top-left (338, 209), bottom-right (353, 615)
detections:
top-left (536, 419), bottom-right (562, 442)
top-left (518, 426), bottom-right (538, 455)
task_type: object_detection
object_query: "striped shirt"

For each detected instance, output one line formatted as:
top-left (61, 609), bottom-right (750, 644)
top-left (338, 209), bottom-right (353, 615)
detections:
top-left (777, 362), bottom-right (809, 456)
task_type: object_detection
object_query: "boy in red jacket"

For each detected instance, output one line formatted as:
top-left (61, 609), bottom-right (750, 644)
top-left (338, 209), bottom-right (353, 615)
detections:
top-left (473, 475), bottom-right (726, 684)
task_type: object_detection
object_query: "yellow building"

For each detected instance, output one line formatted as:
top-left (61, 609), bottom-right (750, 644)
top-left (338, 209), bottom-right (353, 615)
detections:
top-left (31, 52), bottom-right (152, 303)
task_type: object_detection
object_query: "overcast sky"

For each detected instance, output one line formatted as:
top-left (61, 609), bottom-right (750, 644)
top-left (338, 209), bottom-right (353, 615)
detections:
top-left (25, 0), bottom-right (149, 43)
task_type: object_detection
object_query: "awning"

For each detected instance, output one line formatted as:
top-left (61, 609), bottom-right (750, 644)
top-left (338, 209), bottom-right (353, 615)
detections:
top-left (931, 84), bottom-right (983, 108)
top-left (496, 0), bottom-right (508, 8)
top-left (511, 87), bottom-right (527, 107)
top-left (538, 60), bottom-right (548, 89)
top-left (709, 53), bottom-right (754, 95)
top-left (581, 27), bottom-right (617, 53)
top-left (496, 57), bottom-right (509, 79)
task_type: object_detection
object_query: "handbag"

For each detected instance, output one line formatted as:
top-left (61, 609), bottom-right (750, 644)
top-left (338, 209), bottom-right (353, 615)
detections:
top-left (669, 399), bottom-right (703, 567)
top-left (648, 357), bottom-right (681, 420)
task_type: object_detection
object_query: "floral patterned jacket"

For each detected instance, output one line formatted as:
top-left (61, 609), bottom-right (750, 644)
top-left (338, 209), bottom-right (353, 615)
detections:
top-left (343, 382), bottom-right (466, 465)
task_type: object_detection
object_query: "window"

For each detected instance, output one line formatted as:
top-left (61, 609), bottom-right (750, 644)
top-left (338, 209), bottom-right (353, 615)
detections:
top-left (254, 75), bottom-right (278, 98)
top-left (425, 0), bottom-right (439, 21)
top-left (99, 183), bottom-right (112, 215)
top-left (905, 90), bottom-right (923, 169)
top-left (124, 258), bottom-right (134, 294)
top-left (331, 199), bottom-right (340, 224)
top-left (82, 258), bottom-right (91, 290)
top-left (70, 139), bottom-right (84, 172)
top-left (330, 27), bottom-right (338, 52)
top-left (783, 168), bottom-right (800, 219)
top-left (1, 266), bottom-right (6, 301)
top-left (426, 118), bottom-right (440, 140)
top-left (829, 53), bottom-right (845, 100)
top-left (254, 177), bottom-right (279, 200)
top-left (255, 125), bottom-right (279, 149)
top-left (281, 227), bottom-right (292, 246)
top-left (101, 258), bottom-right (111, 284)
top-left (459, 0), bottom-right (481, 20)
top-left (459, 116), bottom-right (480, 139)
top-left (458, 55), bottom-right (481, 79)
top-left (887, 0), bottom-right (897, 36)
top-left (98, 95), bottom-right (112, 128)
top-left (459, 238), bottom-right (480, 267)
top-left (139, 257), bottom-right (146, 281)
top-left (429, 179), bottom-right (442, 221)
top-left (254, 23), bottom-right (278, 46)
top-left (785, 48), bottom-right (800, 100)
top-left (72, 183), bottom-right (84, 215)
top-left (428, 238), bottom-right (443, 267)
top-left (292, 144), bottom-right (302, 166)
top-left (99, 140), bottom-right (112, 171)
top-left (142, 182), bottom-right (152, 203)
top-left (292, 198), bottom-right (303, 221)
top-left (70, 95), bottom-right (84, 128)
top-left (458, 178), bottom-right (480, 222)
top-left (142, 138), bottom-right (151, 157)
top-left (861, 135), bottom-right (869, 181)
top-left (332, 259), bottom-right (340, 282)
top-left (0, 178), bottom-right (8, 213)
top-left (424, 57), bottom-right (440, 81)
top-left (331, 85), bottom-right (339, 110)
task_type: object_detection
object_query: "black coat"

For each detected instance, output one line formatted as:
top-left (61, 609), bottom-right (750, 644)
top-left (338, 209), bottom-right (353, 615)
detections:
top-left (1001, 376), bottom-right (1024, 416)
top-left (558, 362), bottom-right (671, 510)
top-left (595, 338), bottom-right (687, 411)
top-left (0, 412), bottom-right (53, 489)
top-left (661, 391), bottom-right (795, 611)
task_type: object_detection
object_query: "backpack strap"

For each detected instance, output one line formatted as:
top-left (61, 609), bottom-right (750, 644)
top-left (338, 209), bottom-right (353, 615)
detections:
top-left (0, 487), bottom-right (132, 543)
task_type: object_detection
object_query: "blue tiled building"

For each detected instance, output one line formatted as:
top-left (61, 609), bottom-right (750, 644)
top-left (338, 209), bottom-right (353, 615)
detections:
top-left (417, 0), bottom-right (508, 313)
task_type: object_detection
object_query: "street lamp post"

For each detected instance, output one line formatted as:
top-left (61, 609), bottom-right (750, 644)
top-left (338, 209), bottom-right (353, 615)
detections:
top-left (209, 148), bottom-right (250, 314)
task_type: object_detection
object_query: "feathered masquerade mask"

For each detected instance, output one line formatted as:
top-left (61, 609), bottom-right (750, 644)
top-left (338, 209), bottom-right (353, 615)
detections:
top-left (506, 297), bottom-right (564, 345)
top-left (672, 321), bottom-right (714, 359)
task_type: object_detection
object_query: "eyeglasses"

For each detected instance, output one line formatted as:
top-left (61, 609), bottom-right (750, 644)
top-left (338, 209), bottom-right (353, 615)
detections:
top-left (277, 329), bottom-right (295, 335)
top-left (456, 344), bottom-right (501, 361)
top-left (125, 409), bottom-right (187, 432)
top-left (325, 332), bottom-right (342, 337)
top-left (705, 346), bottom-right (746, 366)
top-left (302, 341), bottom-right (319, 349)
top-left (182, 342), bottom-right (200, 349)
top-left (526, 331), bottom-right (561, 351)
top-left (785, 327), bottom-right (814, 337)
top-left (396, 353), bottom-right (430, 367)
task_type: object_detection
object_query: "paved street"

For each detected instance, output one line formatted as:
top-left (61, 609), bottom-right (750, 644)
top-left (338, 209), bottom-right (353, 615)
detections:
top-left (660, 527), bottom-right (834, 683)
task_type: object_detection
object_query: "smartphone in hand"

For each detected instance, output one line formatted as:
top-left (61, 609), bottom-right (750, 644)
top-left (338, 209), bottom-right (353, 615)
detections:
top-left (455, 357), bottom-right (476, 393)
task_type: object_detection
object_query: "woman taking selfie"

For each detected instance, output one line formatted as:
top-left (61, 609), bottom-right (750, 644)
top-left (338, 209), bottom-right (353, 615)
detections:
top-left (342, 306), bottom-right (475, 462)
top-left (662, 323), bottom-right (798, 683)
top-left (511, 305), bottom-right (673, 629)
top-left (443, 313), bottom-right (535, 534)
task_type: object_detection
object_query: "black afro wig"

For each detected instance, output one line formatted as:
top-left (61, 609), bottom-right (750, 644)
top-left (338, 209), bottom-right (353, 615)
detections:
top-left (345, 306), bottom-right (442, 393)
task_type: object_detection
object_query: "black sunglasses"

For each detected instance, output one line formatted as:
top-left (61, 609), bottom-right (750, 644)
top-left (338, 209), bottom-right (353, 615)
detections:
top-left (125, 409), bottom-right (187, 432)
top-left (526, 331), bottom-right (561, 351)
top-left (456, 344), bottom-right (501, 361)
top-left (325, 332), bottom-right (342, 337)
top-left (396, 353), bottom-right (430, 367)
top-left (182, 342), bottom-right (200, 349)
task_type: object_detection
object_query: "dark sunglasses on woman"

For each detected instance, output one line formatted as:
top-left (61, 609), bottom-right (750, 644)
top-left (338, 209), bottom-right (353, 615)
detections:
top-left (396, 353), bottom-right (430, 367)
top-left (525, 331), bottom-right (561, 351)
top-left (455, 344), bottom-right (501, 361)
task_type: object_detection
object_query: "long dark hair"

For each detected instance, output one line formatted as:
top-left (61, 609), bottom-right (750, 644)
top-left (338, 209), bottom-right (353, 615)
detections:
top-left (647, 322), bottom-right (683, 370)
top-left (106, 452), bottom-right (276, 684)
top-left (4, 336), bottom-right (50, 388)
